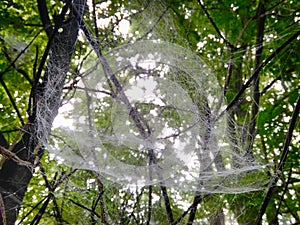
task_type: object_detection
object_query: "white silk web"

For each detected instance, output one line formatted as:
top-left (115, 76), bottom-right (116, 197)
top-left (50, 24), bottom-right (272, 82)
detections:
top-left (48, 40), bottom-right (268, 193)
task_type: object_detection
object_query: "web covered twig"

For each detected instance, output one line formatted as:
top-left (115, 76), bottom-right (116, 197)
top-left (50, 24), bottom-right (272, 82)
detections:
top-left (218, 29), bottom-right (300, 119)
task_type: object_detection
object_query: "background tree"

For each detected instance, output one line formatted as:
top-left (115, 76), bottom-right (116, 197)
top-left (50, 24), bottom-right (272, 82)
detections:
top-left (0, 0), bottom-right (299, 225)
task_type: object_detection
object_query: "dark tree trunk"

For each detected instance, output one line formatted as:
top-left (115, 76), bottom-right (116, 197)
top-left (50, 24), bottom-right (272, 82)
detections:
top-left (0, 1), bottom-right (85, 224)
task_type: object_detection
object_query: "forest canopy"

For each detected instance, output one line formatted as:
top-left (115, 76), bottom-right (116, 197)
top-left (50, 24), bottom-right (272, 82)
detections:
top-left (0, 0), bottom-right (299, 224)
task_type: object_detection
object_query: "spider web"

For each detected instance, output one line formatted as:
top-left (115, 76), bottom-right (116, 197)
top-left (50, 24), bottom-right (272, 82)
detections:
top-left (47, 40), bottom-right (269, 193)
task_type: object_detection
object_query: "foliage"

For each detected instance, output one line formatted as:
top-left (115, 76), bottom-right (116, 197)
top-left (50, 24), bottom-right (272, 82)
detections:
top-left (0, 0), bottom-right (299, 224)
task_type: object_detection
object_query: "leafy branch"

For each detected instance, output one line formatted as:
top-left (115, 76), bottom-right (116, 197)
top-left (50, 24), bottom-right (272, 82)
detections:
top-left (218, 29), bottom-right (300, 119)
top-left (255, 94), bottom-right (300, 224)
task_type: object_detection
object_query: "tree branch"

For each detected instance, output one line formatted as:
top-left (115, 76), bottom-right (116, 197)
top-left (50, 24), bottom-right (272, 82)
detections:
top-left (0, 1), bottom-right (84, 224)
top-left (31, 0), bottom-right (74, 120)
top-left (260, 76), bottom-right (281, 96)
top-left (197, 0), bottom-right (235, 50)
top-left (255, 94), bottom-right (300, 224)
top-left (0, 79), bottom-right (25, 126)
top-left (1, 45), bottom-right (32, 85)
top-left (69, 199), bottom-right (102, 219)
top-left (0, 31), bottom-right (41, 81)
top-left (246, 3), bottom-right (266, 161)
top-left (271, 164), bottom-right (293, 224)
top-left (218, 29), bottom-right (300, 119)
top-left (37, 0), bottom-right (53, 37)
top-left (146, 186), bottom-right (152, 225)
top-left (74, 9), bottom-right (175, 223)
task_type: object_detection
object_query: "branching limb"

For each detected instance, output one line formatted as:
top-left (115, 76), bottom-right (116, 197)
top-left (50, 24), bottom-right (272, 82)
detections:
top-left (173, 193), bottom-right (210, 225)
top-left (0, 125), bottom-right (32, 168)
top-left (1, 43), bottom-right (32, 85)
top-left (32, 0), bottom-right (74, 119)
top-left (218, 29), bottom-right (300, 119)
top-left (74, 8), bottom-right (175, 223)
top-left (0, 33), bottom-right (40, 125)
top-left (17, 195), bottom-right (48, 224)
top-left (0, 32), bottom-right (40, 81)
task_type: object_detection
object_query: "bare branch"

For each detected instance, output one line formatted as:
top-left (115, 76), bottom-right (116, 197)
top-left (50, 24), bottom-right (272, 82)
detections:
top-left (2, 45), bottom-right (32, 85)
top-left (69, 199), bottom-right (102, 219)
top-left (271, 164), bottom-right (293, 224)
top-left (0, 145), bottom-right (32, 167)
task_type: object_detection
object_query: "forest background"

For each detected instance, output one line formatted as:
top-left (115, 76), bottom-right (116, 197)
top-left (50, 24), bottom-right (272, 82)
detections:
top-left (0, 0), bottom-right (299, 224)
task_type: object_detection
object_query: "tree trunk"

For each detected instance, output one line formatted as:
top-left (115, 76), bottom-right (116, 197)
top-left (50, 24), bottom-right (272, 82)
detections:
top-left (0, 1), bottom-right (85, 224)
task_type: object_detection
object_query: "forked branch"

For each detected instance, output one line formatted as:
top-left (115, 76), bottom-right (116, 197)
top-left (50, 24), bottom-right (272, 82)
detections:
top-left (218, 30), bottom-right (300, 119)
top-left (73, 6), bottom-right (175, 224)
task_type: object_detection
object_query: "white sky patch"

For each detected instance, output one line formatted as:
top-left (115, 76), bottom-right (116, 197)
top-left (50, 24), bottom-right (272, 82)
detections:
top-left (115, 19), bottom-right (130, 37)
top-left (138, 60), bottom-right (156, 70)
top-left (85, 0), bottom-right (130, 37)
top-left (86, 0), bottom-right (112, 13)
top-left (273, 80), bottom-right (285, 94)
top-left (125, 76), bottom-right (164, 106)
top-left (53, 103), bottom-right (74, 129)
top-left (197, 40), bottom-right (207, 49)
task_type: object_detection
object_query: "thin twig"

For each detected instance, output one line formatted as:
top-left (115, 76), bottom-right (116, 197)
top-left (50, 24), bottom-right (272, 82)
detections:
top-left (146, 186), bottom-right (152, 225)
top-left (197, 0), bottom-right (234, 50)
top-left (260, 76), bottom-right (281, 96)
top-left (69, 199), bottom-right (102, 219)
top-left (255, 94), bottom-right (300, 224)
top-left (1, 45), bottom-right (32, 85)
top-left (0, 79), bottom-right (25, 126)
top-left (0, 31), bottom-right (41, 80)
top-left (17, 195), bottom-right (48, 224)
top-left (136, 6), bottom-right (170, 42)
top-left (174, 193), bottom-right (210, 225)
top-left (246, 3), bottom-right (266, 161)
top-left (271, 164), bottom-right (293, 224)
